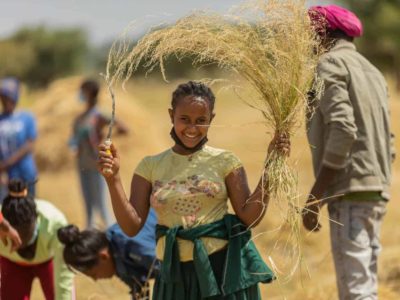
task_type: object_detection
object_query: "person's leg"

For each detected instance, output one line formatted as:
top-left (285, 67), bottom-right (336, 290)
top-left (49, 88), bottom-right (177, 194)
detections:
top-left (0, 256), bottom-right (35, 300)
top-left (92, 170), bottom-right (113, 227)
top-left (328, 200), bottom-right (384, 300)
top-left (78, 168), bottom-right (94, 228)
top-left (35, 259), bottom-right (55, 300)
top-left (368, 201), bottom-right (387, 299)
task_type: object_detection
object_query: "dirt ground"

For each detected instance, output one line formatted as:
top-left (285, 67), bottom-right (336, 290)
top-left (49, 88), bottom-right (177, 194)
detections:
top-left (24, 76), bottom-right (400, 299)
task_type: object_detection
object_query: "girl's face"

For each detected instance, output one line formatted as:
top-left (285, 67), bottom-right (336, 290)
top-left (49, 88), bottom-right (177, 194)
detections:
top-left (83, 248), bottom-right (116, 280)
top-left (169, 95), bottom-right (215, 150)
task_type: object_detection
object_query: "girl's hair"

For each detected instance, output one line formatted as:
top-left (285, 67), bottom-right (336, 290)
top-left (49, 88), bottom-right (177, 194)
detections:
top-left (57, 224), bottom-right (109, 272)
top-left (171, 81), bottom-right (216, 112)
top-left (81, 79), bottom-right (100, 99)
top-left (2, 179), bottom-right (37, 226)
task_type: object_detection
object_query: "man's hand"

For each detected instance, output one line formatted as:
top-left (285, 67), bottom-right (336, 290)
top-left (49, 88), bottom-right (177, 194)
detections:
top-left (302, 198), bottom-right (322, 232)
top-left (302, 165), bottom-right (339, 232)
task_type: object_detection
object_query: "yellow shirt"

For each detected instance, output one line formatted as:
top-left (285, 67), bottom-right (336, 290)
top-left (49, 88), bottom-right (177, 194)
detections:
top-left (135, 145), bottom-right (242, 262)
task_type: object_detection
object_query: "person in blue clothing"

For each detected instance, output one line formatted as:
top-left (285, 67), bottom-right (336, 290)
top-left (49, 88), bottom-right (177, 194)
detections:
top-left (0, 77), bottom-right (37, 200)
top-left (58, 208), bottom-right (159, 300)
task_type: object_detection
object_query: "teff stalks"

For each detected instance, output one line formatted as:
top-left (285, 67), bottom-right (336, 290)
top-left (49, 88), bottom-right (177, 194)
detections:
top-left (107, 0), bottom-right (322, 279)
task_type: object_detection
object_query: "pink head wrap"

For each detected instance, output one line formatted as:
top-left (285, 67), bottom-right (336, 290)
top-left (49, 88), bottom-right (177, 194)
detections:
top-left (308, 5), bottom-right (363, 38)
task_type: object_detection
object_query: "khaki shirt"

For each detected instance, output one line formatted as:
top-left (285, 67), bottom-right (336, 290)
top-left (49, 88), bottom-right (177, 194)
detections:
top-left (307, 39), bottom-right (393, 199)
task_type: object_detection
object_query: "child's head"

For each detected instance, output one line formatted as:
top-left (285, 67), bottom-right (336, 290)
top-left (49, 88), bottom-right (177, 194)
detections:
top-left (169, 81), bottom-right (216, 149)
top-left (58, 225), bottom-right (116, 280)
top-left (0, 77), bottom-right (20, 114)
top-left (80, 79), bottom-right (100, 106)
top-left (2, 179), bottom-right (37, 249)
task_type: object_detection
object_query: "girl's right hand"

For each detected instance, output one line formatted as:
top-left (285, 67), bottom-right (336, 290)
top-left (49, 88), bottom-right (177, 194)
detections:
top-left (97, 142), bottom-right (120, 178)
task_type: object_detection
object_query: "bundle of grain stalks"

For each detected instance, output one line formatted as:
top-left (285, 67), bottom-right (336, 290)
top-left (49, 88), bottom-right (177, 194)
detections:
top-left (105, 0), bottom-right (321, 277)
top-left (108, 0), bottom-right (319, 200)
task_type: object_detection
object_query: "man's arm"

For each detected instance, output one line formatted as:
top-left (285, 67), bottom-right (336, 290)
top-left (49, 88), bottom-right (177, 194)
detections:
top-left (303, 55), bottom-right (357, 232)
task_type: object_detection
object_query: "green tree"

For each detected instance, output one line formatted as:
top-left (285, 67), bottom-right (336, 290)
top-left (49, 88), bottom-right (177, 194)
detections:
top-left (340, 0), bottom-right (400, 89)
top-left (0, 26), bottom-right (89, 87)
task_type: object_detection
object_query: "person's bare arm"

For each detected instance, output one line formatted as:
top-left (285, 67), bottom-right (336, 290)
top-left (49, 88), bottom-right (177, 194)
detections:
top-left (302, 165), bottom-right (339, 231)
top-left (226, 167), bottom-right (269, 228)
top-left (0, 140), bottom-right (34, 171)
top-left (98, 143), bottom-right (150, 236)
top-left (227, 134), bottom-right (290, 228)
top-left (0, 217), bottom-right (22, 251)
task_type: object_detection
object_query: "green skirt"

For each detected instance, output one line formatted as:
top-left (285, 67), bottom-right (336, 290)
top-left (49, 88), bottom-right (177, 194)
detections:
top-left (152, 249), bottom-right (262, 300)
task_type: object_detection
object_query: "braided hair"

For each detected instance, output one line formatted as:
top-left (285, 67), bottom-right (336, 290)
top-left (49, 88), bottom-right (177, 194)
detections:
top-left (58, 224), bottom-right (109, 272)
top-left (171, 81), bottom-right (216, 112)
top-left (2, 179), bottom-right (37, 227)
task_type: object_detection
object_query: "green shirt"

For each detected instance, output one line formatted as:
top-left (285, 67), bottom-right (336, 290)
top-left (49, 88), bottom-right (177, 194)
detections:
top-left (0, 200), bottom-right (74, 300)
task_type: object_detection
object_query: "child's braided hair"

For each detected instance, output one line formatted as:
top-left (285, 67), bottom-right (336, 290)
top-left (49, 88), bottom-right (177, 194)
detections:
top-left (2, 179), bottom-right (37, 227)
top-left (58, 224), bottom-right (109, 272)
top-left (171, 81), bottom-right (216, 112)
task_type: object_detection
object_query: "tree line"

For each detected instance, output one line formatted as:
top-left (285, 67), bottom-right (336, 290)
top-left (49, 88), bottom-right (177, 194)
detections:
top-left (0, 2), bottom-right (399, 89)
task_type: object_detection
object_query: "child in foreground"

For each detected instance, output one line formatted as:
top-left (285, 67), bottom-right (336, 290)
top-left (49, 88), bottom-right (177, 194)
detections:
top-left (98, 81), bottom-right (290, 299)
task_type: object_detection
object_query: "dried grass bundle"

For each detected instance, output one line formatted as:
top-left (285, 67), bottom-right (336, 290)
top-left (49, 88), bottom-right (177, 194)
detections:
top-left (107, 0), bottom-right (318, 194)
top-left (106, 0), bottom-right (321, 279)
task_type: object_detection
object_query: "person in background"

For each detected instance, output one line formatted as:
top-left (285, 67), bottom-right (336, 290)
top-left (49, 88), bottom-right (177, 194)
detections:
top-left (303, 5), bottom-right (394, 300)
top-left (0, 179), bottom-right (74, 300)
top-left (70, 79), bottom-right (128, 228)
top-left (58, 208), bottom-right (159, 300)
top-left (0, 77), bottom-right (38, 199)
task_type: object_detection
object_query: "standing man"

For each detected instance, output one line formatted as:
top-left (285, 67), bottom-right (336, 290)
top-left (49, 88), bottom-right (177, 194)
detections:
top-left (303, 5), bottom-right (394, 300)
top-left (0, 77), bottom-right (38, 198)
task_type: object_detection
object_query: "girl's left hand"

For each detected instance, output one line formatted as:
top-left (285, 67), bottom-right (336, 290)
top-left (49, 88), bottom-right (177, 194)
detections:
top-left (268, 132), bottom-right (290, 156)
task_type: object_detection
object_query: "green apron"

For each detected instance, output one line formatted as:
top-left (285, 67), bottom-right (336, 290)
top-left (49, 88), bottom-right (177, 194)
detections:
top-left (153, 214), bottom-right (274, 300)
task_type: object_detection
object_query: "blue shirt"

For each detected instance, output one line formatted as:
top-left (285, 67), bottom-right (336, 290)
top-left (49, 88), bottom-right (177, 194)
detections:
top-left (0, 111), bottom-right (37, 182)
top-left (106, 209), bottom-right (159, 292)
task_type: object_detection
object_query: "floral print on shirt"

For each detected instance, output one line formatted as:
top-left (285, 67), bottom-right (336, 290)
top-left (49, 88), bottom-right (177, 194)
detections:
top-left (150, 175), bottom-right (222, 227)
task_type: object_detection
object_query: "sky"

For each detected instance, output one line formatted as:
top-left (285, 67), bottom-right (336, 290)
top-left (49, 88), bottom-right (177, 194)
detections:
top-left (0, 0), bottom-right (335, 45)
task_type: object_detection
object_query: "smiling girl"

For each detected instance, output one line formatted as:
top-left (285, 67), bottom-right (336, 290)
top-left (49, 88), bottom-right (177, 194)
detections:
top-left (97, 81), bottom-right (290, 299)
